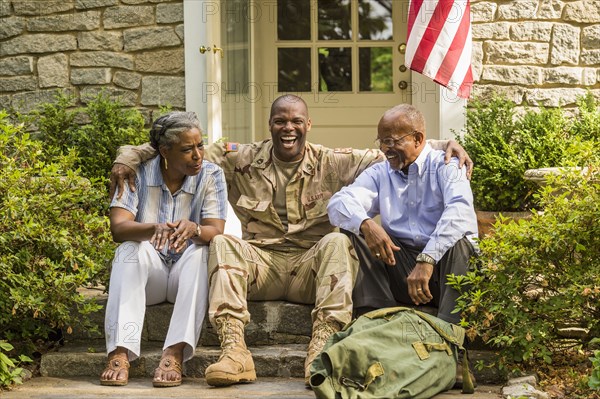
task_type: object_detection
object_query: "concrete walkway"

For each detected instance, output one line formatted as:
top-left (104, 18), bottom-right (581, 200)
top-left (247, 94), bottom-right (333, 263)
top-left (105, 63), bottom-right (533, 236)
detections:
top-left (3, 377), bottom-right (503, 398)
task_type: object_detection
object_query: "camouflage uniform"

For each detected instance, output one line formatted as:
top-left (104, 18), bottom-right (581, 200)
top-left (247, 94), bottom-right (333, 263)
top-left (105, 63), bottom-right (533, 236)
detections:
top-left (204, 140), bottom-right (383, 327)
top-left (116, 141), bottom-right (383, 327)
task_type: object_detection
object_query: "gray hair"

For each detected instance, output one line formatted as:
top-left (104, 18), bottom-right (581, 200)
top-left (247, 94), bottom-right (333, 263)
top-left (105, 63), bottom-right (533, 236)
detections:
top-left (381, 104), bottom-right (425, 134)
top-left (149, 111), bottom-right (203, 150)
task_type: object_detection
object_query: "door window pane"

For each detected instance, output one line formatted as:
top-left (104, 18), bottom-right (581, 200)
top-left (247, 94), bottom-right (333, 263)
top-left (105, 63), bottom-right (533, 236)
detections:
top-left (359, 47), bottom-right (392, 92)
top-left (278, 48), bottom-right (311, 92)
top-left (318, 0), bottom-right (352, 40)
top-left (319, 47), bottom-right (352, 92)
top-left (358, 0), bottom-right (393, 40)
top-left (278, 0), bottom-right (310, 40)
top-left (221, 0), bottom-right (251, 142)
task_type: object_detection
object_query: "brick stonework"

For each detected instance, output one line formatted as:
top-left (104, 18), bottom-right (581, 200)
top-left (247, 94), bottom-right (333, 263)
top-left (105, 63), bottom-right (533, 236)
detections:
top-left (0, 0), bottom-right (184, 117)
top-left (0, 0), bottom-right (598, 115)
top-left (472, 0), bottom-right (600, 109)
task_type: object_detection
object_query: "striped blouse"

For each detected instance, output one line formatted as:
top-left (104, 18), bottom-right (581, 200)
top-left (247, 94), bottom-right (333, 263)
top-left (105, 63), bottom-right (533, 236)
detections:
top-left (110, 155), bottom-right (227, 260)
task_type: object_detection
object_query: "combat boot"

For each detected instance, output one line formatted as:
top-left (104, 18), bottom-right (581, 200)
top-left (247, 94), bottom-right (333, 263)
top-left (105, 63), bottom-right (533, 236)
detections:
top-left (304, 319), bottom-right (341, 386)
top-left (205, 315), bottom-right (256, 387)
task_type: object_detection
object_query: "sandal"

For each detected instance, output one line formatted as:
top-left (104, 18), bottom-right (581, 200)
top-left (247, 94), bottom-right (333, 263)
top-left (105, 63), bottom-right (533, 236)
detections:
top-left (153, 356), bottom-right (183, 388)
top-left (100, 357), bottom-right (130, 386)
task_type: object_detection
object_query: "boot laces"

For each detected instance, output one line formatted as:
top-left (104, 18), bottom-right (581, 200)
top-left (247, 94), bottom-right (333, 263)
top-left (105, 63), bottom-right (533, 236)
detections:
top-left (217, 317), bottom-right (243, 353)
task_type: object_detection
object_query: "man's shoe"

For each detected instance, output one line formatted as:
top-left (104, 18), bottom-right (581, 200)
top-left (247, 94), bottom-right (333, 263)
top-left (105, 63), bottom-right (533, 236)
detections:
top-left (205, 315), bottom-right (257, 387)
top-left (304, 320), bottom-right (341, 387)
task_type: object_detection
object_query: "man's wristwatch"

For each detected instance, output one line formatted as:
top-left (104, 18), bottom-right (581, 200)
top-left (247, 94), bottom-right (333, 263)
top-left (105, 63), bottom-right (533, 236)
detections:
top-left (194, 223), bottom-right (202, 238)
top-left (416, 253), bottom-right (436, 266)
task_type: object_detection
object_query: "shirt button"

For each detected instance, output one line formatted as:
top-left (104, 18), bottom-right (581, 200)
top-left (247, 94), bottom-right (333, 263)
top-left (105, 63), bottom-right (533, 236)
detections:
top-left (410, 201), bottom-right (415, 206)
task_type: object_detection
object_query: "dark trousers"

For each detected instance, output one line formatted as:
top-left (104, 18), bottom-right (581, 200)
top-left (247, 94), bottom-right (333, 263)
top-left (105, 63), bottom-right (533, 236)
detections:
top-left (344, 231), bottom-right (475, 324)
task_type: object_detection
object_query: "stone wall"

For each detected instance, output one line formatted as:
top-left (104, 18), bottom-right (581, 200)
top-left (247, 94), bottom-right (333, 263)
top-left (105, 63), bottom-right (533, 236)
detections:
top-left (1, 0), bottom-right (599, 116)
top-left (0, 0), bottom-right (185, 119)
top-left (471, 0), bottom-right (600, 109)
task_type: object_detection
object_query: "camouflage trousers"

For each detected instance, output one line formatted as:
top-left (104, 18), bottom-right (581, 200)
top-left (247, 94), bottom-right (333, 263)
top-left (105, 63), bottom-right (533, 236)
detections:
top-left (207, 232), bottom-right (359, 328)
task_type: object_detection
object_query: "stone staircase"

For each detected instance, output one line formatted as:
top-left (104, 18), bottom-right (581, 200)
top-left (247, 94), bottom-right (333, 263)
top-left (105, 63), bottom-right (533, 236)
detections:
top-left (40, 291), bottom-right (504, 384)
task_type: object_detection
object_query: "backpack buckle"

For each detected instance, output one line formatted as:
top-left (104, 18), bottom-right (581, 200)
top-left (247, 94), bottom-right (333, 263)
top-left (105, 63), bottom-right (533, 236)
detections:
top-left (340, 376), bottom-right (366, 391)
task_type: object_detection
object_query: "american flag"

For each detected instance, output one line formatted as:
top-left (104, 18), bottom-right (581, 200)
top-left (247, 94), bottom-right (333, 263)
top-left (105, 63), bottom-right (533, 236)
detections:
top-left (405, 0), bottom-right (473, 98)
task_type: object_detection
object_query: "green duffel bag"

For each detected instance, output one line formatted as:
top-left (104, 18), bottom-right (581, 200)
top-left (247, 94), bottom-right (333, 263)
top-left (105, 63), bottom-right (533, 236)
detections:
top-left (309, 306), bottom-right (475, 399)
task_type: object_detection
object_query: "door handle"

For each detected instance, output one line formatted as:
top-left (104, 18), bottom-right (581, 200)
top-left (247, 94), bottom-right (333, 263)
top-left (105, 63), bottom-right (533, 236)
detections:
top-left (199, 45), bottom-right (224, 58)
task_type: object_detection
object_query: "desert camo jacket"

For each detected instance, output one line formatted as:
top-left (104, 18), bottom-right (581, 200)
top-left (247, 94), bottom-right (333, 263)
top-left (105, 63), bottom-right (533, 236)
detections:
top-left (116, 140), bottom-right (384, 249)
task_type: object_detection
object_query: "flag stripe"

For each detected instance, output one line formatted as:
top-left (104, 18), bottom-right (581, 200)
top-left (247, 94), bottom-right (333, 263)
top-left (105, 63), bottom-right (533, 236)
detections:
top-left (409, 0), bottom-right (454, 73)
top-left (407, 0), bottom-right (424, 38)
top-left (434, 1), bottom-right (470, 85)
top-left (458, 67), bottom-right (473, 98)
top-left (405, 0), bottom-right (473, 98)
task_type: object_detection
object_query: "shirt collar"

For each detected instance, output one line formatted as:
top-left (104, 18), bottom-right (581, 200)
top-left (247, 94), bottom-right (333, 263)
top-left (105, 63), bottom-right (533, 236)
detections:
top-left (147, 155), bottom-right (197, 195)
top-left (387, 142), bottom-right (432, 177)
top-left (251, 140), bottom-right (317, 176)
top-left (413, 143), bottom-right (432, 176)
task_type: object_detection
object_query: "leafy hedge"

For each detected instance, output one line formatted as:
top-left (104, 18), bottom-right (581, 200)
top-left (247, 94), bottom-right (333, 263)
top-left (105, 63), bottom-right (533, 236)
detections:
top-left (0, 90), bottom-right (150, 388)
top-left (458, 93), bottom-right (600, 211)
top-left (16, 91), bottom-right (147, 184)
top-left (0, 107), bottom-right (116, 353)
top-left (450, 166), bottom-right (600, 369)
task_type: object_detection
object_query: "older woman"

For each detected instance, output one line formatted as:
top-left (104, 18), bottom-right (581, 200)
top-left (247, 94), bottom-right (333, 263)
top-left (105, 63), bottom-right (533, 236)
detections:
top-left (100, 112), bottom-right (227, 387)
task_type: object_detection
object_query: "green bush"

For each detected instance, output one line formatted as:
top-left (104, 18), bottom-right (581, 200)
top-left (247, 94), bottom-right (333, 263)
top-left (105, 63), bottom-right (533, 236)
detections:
top-left (0, 111), bottom-right (115, 367)
top-left (458, 93), bottom-right (600, 211)
top-left (29, 91), bottom-right (147, 183)
top-left (0, 341), bottom-right (31, 388)
top-left (590, 338), bottom-right (600, 390)
top-left (449, 166), bottom-right (600, 368)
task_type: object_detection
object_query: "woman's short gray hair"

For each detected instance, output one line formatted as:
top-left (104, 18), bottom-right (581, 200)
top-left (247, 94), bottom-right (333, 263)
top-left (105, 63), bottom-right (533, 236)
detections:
top-left (149, 111), bottom-right (203, 150)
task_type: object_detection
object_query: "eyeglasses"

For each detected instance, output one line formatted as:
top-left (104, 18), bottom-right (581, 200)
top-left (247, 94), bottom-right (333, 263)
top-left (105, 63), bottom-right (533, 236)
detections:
top-left (375, 131), bottom-right (417, 147)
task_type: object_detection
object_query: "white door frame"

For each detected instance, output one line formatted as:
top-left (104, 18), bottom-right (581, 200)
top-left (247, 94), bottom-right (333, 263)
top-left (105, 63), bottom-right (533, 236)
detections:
top-left (411, 72), bottom-right (467, 140)
top-left (184, 0), bottom-right (223, 144)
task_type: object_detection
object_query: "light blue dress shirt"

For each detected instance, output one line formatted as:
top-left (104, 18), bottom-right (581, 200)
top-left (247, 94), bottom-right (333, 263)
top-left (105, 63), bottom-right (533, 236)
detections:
top-left (327, 143), bottom-right (478, 262)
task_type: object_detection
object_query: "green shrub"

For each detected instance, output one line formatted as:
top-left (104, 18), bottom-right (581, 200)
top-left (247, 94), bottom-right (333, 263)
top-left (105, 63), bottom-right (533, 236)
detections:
top-left (0, 341), bottom-right (31, 388)
top-left (590, 338), bottom-right (600, 390)
top-left (0, 111), bottom-right (115, 360)
top-left (30, 91), bottom-right (147, 183)
top-left (449, 166), bottom-right (600, 368)
top-left (458, 93), bottom-right (600, 211)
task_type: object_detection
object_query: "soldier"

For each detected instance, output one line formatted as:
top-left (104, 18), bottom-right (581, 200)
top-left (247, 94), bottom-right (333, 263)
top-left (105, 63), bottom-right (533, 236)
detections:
top-left (110, 95), bottom-right (471, 387)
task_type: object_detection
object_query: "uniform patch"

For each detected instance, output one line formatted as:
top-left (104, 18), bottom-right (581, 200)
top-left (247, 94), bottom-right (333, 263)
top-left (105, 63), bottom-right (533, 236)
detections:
top-left (225, 142), bottom-right (239, 152)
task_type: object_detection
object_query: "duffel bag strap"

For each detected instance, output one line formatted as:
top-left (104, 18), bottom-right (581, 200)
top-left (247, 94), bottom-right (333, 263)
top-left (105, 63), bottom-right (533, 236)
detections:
top-left (413, 310), bottom-right (475, 395)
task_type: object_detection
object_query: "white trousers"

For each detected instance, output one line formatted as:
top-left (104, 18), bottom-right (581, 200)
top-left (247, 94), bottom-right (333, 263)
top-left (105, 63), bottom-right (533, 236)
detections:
top-left (104, 241), bottom-right (208, 362)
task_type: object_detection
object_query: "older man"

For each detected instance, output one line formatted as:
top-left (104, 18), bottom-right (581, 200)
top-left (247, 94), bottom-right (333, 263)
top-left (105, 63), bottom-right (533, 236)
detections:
top-left (327, 103), bottom-right (478, 325)
top-left (111, 95), bottom-right (471, 387)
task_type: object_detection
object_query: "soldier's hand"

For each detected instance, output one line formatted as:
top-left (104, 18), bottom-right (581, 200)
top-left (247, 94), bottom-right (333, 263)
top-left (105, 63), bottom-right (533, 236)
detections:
top-left (444, 140), bottom-right (473, 180)
top-left (110, 163), bottom-right (136, 200)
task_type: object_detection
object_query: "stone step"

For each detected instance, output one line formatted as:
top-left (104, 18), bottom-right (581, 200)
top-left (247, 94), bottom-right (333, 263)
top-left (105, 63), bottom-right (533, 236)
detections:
top-left (40, 341), bottom-right (503, 384)
top-left (70, 293), bottom-right (313, 346)
top-left (41, 341), bottom-right (306, 379)
top-left (60, 290), bottom-right (504, 384)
